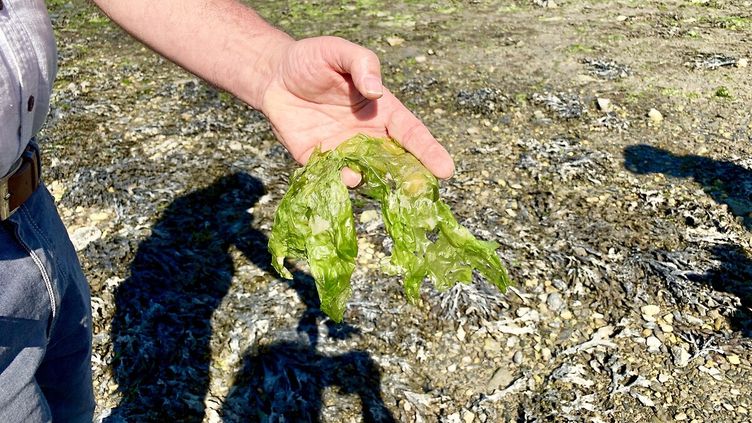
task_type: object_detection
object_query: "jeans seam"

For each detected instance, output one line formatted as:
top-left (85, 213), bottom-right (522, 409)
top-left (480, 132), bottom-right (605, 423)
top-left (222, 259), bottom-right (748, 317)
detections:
top-left (17, 206), bottom-right (57, 323)
top-left (13, 230), bottom-right (57, 322)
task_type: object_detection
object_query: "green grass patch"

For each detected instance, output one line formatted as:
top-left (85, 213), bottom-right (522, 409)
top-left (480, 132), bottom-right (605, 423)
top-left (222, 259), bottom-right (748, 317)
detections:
top-left (566, 44), bottom-right (594, 54)
top-left (714, 86), bottom-right (732, 98)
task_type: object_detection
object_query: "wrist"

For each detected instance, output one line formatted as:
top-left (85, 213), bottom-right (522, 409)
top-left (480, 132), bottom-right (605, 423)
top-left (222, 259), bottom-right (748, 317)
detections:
top-left (231, 29), bottom-right (294, 111)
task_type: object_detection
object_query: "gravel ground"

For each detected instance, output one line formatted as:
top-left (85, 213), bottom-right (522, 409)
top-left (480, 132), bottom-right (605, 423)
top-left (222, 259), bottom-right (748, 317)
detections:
top-left (41, 0), bottom-right (751, 422)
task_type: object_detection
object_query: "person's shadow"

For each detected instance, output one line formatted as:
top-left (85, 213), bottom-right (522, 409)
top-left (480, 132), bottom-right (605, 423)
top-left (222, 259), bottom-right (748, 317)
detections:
top-left (624, 145), bottom-right (752, 334)
top-left (624, 145), bottom-right (752, 229)
top-left (105, 172), bottom-right (395, 422)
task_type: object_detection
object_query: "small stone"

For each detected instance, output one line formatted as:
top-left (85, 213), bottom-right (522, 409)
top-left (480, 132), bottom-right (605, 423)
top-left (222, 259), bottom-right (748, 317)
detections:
top-left (463, 410), bottom-right (476, 423)
top-left (513, 351), bottom-right (523, 364)
top-left (573, 247), bottom-right (587, 257)
top-left (560, 310), bottom-right (573, 320)
top-left (672, 346), bottom-right (690, 367)
top-left (487, 367), bottom-right (514, 391)
top-left (648, 108), bottom-right (663, 124)
top-left (646, 336), bottom-right (662, 353)
top-left (596, 97), bottom-right (612, 112)
top-left (68, 226), bottom-right (102, 252)
top-left (541, 347), bottom-right (552, 361)
top-left (726, 354), bottom-right (741, 365)
top-left (47, 180), bottom-right (67, 202)
top-left (414, 55), bottom-right (427, 63)
top-left (457, 325), bottom-right (466, 342)
top-left (484, 339), bottom-right (501, 352)
top-left (641, 305), bottom-right (660, 316)
top-left (675, 413), bottom-right (687, 421)
top-left (546, 292), bottom-right (564, 311)
top-left (385, 36), bottom-right (404, 47)
top-left (448, 363), bottom-right (457, 372)
top-left (359, 209), bottom-right (380, 224)
top-left (658, 373), bottom-right (670, 383)
top-left (737, 58), bottom-right (749, 68)
top-left (616, 15), bottom-right (629, 22)
top-left (660, 323), bottom-right (673, 333)
top-left (467, 127), bottom-right (480, 135)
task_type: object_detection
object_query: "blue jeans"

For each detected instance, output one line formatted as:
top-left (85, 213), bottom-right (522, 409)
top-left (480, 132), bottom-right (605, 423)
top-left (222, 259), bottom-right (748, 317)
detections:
top-left (0, 184), bottom-right (95, 422)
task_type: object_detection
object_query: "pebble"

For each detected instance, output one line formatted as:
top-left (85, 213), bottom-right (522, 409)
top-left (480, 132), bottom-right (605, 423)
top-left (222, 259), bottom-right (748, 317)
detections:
top-left (573, 247), bottom-right (587, 257)
top-left (546, 292), bottom-right (564, 311)
top-left (68, 226), bottom-right (102, 251)
top-left (457, 325), bottom-right (466, 342)
top-left (463, 410), bottom-right (476, 423)
top-left (672, 346), bottom-right (691, 367)
top-left (726, 354), bottom-right (741, 365)
top-left (359, 209), bottom-right (380, 223)
top-left (467, 127), bottom-right (480, 135)
top-left (641, 304), bottom-right (660, 316)
top-left (414, 55), bottom-right (427, 63)
top-left (484, 339), bottom-right (501, 352)
top-left (646, 336), bottom-right (662, 353)
top-left (487, 367), bottom-right (514, 391)
top-left (541, 347), bottom-right (552, 361)
top-left (513, 351), bottom-right (523, 364)
top-left (385, 36), bottom-right (404, 46)
top-left (737, 57), bottom-right (749, 68)
top-left (675, 412), bottom-right (687, 421)
top-left (648, 108), bottom-right (663, 124)
top-left (552, 279), bottom-right (567, 290)
top-left (596, 97), bottom-right (612, 112)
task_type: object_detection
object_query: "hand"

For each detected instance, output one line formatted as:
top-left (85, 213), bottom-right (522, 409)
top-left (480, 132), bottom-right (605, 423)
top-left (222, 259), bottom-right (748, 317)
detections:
top-left (258, 36), bottom-right (454, 186)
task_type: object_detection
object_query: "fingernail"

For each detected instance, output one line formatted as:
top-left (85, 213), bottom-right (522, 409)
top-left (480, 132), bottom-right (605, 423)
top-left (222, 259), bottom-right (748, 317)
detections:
top-left (363, 76), bottom-right (383, 96)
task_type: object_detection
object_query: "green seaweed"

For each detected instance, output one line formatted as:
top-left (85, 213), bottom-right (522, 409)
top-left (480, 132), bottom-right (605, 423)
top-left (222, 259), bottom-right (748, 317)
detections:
top-left (269, 134), bottom-right (511, 322)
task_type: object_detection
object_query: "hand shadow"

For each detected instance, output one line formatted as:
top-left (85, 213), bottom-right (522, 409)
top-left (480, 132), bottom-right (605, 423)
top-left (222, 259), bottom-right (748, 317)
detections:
top-left (624, 145), bottom-right (752, 334)
top-left (104, 171), bottom-right (393, 422)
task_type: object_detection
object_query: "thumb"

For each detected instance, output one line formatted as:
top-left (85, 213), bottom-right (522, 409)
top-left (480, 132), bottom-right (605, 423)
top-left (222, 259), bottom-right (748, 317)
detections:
top-left (324, 37), bottom-right (383, 100)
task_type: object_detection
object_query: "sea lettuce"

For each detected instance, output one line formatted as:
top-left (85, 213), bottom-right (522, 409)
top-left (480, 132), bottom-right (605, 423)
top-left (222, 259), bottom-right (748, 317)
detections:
top-left (269, 134), bottom-right (511, 322)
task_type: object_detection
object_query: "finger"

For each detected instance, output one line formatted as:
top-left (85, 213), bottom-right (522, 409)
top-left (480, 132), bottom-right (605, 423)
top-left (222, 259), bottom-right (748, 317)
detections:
top-left (293, 146), bottom-right (363, 187)
top-left (385, 96), bottom-right (455, 179)
top-left (340, 167), bottom-right (362, 188)
top-left (321, 36), bottom-right (383, 100)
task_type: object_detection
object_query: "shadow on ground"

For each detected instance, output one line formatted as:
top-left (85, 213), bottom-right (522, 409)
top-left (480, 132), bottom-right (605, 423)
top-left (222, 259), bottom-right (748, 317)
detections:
top-left (624, 144), bottom-right (752, 229)
top-left (624, 145), bottom-right (752, 334)
top-left (105, 172), bottom-right (395, 422)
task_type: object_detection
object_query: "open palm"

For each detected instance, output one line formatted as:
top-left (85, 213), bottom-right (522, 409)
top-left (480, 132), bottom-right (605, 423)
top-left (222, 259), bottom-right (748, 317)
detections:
top-left (259, 36), bottom-right (454, 184)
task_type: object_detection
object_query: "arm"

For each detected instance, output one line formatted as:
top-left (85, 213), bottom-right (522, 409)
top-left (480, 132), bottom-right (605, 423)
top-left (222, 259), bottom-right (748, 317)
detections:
top-left (92, 0), bottom-right (290, 109)
top-left (92, 0), bottom-right (454, 181)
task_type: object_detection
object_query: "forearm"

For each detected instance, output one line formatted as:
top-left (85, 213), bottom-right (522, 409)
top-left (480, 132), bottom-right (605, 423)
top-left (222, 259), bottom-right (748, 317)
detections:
top-left (93, 0), bottom-right (293, 109)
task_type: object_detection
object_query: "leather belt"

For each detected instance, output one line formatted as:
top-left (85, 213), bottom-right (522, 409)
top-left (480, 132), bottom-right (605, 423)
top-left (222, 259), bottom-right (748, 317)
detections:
top-left (1, 143), bottom-right (42, 220)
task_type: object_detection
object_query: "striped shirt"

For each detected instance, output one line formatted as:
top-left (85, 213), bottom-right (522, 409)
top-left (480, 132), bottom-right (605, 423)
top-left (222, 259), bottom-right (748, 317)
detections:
top-left (0, 0), bottom-right (56, 177)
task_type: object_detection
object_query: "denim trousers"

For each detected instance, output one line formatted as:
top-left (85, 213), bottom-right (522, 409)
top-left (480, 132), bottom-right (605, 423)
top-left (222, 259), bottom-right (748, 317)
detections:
top-left (0, 184), bottom-right (95, 422)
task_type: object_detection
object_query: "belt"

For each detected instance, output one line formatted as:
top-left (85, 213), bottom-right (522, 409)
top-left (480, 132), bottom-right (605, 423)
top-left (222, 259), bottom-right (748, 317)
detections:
top-left (1, 143), bottom-right (42, 220)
